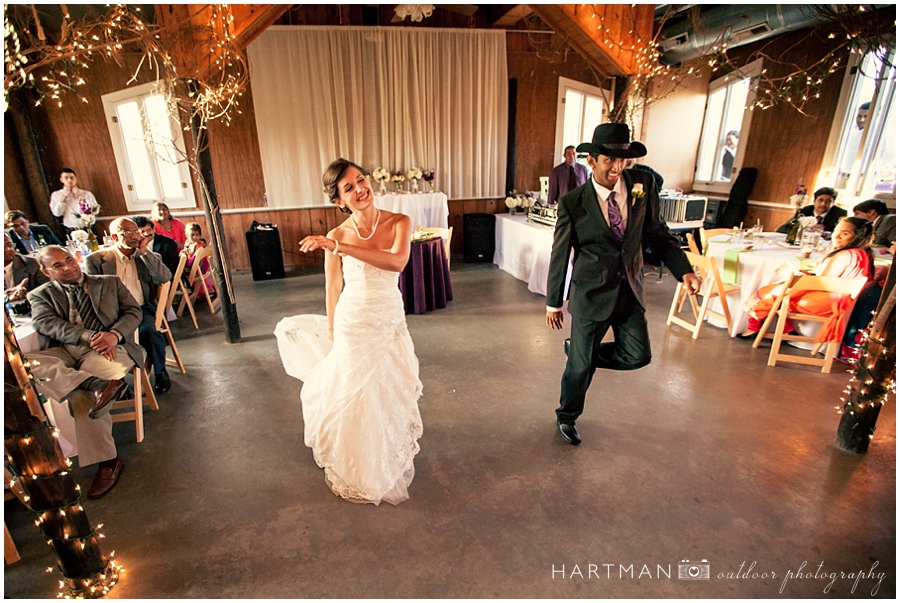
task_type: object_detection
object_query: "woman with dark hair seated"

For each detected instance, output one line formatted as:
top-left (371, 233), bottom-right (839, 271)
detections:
top-left (740, 216), bottom-right (874, 341)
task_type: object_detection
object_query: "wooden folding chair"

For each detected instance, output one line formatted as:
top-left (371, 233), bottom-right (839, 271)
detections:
top-left (685, 232), bottom-right (702, 255)
top-left (185, 246), bottom-right (220, 314)
top-left (699, 227), bottom-right (732, 254)
top-left (666, 251), bottom-right (741, 339)
top-left (155, 281), bottom-right (186, 374)
top-left (169, 253), bottom-right (199, 329)
top-left (761, 276), bottom-right (868, 373)
top-left (110, 364), bottom-right (159, 443)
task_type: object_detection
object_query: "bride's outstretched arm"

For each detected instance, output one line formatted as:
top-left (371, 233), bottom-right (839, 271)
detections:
top-left (299, 215), bottom-right (413, 273)
top-left (324, 249), bottom-right (342, 339)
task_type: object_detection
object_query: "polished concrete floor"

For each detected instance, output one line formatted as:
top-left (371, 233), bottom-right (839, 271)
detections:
top-left (5, 261), bottom-right (896, 598)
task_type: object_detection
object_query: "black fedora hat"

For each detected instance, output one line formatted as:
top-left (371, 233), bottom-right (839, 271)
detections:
top-left (576, 123), bottom-right (647, 159)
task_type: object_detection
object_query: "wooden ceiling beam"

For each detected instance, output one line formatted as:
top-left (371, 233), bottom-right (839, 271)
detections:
top-left (492, 5), bottom-right (534, 29)
top-left (529, 4), bottom-right (654, 76)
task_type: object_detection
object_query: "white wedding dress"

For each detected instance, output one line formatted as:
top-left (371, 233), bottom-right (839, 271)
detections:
top-left (275, 256), bottom-right (423, 505)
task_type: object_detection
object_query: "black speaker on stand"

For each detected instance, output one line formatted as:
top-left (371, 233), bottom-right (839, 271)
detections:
top-left (246, 222), bottom-right (286, 281)
top-left (463, 213), bottom-right (495, 263)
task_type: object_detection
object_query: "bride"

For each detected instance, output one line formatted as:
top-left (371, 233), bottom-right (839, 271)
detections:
top-left (275, 158), bottom-right (423, 505)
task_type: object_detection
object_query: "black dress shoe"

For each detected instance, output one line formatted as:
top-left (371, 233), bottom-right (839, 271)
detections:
top-left (154, 369), bottom-right (171, 395)
top-left (564, 338), bottom-right (570, 356)
top-left (736, 331), bottom-right (758, 340)
top-left (557, 422), bottom-right (581, 445)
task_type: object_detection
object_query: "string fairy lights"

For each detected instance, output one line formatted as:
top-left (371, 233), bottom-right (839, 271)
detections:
top-left (4, 308), bottom-right (122, 598)
top-left (570, 3), bottom-right (895, 122)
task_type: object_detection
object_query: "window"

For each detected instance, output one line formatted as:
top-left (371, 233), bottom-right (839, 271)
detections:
top-left (101, 83), bottom-right (196, 211)
top-left (554, 77), bottom-right (611, 169)
top-left (821, 50), bottom-right (896, 204)
top-left (693, 59), bottom-right (762, 193)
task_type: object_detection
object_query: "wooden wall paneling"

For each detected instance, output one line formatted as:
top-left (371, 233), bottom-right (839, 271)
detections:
top-left (220, 213), bottom-right (255, 272)
top-left (3, 112), bottom-right (35, 219)
top-left (273, 209), bottom-right (308, 268)
top-left (448, 200), bottom-right (465, 255)
top-left (206, 68), bottom-right (267, 212)
top-left (727, 30), bottom-right (847, 206)
top-left (307, 208), bottom-right (329, 264)
top-left (506, 33), bottom-right (598, 196)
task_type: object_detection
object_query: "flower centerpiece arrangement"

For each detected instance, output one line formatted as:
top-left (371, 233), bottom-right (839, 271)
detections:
top-left (391, 171), bottom-right (406, 193)
top-left (73, 197), bottom-right (101, 251)
top-left (423, 169), bottom-right (435, 192)
top-left (407, 167), bottom-right (423, 193)
top-left (372, 167), bottom-right (391, 194)
top-left (505, 195), bottom-right (518, 215)
top-left (785, 180), bottom-right (809, 245)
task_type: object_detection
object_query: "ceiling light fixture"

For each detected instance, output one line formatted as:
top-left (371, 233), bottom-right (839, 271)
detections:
top-left (394, 4), bottom-right (435, 23)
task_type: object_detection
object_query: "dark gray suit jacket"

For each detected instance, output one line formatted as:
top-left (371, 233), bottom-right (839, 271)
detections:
top-left (9, 254), bottom-right (50, 291)
top-left (547, 169), bottom-right (692, 321)
top-left (7, 225), bottom-right (62, 254)
top-left (27, 275), bottom-right (145, 367)
top-left (83, 247), bottom-right (172, 307)
top-left (874, 214), bottom-right (896, 247)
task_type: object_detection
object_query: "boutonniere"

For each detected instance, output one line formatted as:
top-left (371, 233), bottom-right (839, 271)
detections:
top-left (631, 183), bottom-right (645, 201)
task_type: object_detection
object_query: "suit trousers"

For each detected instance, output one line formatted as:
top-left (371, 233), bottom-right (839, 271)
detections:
top-left (556, 284), bottom-right (652, 425)
top-left (29, 344), bottom-right (134, 466)
top-left (139, 304), bottom-right (167, 376)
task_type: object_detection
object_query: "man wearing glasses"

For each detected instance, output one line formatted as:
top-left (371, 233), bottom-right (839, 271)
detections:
top-left (84, 218), bottom-right (173, 394)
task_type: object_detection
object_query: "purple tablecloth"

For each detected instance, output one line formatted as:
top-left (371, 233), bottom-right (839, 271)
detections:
top-left (398, 237), bottom-right (453, 314)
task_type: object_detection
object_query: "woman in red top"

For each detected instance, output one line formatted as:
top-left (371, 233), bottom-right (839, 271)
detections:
top-left (151, 202), bottom-right (187, 250)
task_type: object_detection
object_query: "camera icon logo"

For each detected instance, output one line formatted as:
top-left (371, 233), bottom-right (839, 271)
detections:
top-left (678, 559), bottom-right (710, 580)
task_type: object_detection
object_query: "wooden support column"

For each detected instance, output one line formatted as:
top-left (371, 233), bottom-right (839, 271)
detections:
top-left (7, 92), bottom-right (56, 231)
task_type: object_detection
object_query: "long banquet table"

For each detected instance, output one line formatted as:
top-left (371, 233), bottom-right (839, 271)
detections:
top-left (374, 191), bottom-right (449, 230)
top-left (493, 213), bottom-right (559, 296)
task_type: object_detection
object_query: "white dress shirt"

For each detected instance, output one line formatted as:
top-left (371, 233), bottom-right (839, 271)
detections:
top-left (113, 247), bottom-right (144, 306)
top-left (49, 188), bottom-right (99, 229)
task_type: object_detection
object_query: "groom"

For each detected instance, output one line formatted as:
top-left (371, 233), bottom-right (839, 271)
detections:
top-left (546, 123), bottom-right (700, 445)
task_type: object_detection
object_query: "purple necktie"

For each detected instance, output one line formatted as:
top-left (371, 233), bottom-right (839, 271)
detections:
top-left (607, 191), bottom-right (625, 246)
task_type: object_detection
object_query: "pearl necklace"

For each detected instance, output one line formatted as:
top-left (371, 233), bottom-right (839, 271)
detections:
top-left (351, 209), bottom-right (381, 241)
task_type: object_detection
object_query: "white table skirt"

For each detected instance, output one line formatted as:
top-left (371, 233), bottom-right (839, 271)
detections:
top-left (493, 213), bottom-right (569, 297)
top-left (374, 191), bottom-right (449, 230)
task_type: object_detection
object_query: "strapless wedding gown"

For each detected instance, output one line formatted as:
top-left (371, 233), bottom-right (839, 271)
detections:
top-left (275, 256), bottom-right (423, 505)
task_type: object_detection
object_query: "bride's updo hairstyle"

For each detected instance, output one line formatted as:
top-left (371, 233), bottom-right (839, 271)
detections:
top-left (323, 158), bottom-right (368, 214)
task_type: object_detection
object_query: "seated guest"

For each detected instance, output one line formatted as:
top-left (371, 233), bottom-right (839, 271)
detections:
top-left (6, 210), bottom-right (62, 254)
top-left (151, 201), bottom-right (187, 250)
top-left (84, 218), bottom-right (173, 395)
top-left (776, 187), bottom-right (847, 234)
top-left (134, 216), bottom-right (179, 277)
top-left (27, 246), bottom-right (139, 498)
top-left (740, 216), bottom-right (873, 342)
top-left (853, 198), bottom-right (896, 249)
top-left (181, 222), bottom-right (214, 300)
top-left (5, 233), bottom-right (49, 308)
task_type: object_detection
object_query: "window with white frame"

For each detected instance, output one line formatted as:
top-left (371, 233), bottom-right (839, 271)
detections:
top-left (693, 59), bottom-right (762, 193)
top-left (823, 50), bottom-right (896, 205)
top-left (554, 77), bottom-right (610, 170)
top-left (101, 83), bottom-right (196, 211)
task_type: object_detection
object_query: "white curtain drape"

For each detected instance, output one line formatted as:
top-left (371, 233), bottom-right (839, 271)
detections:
top-left (247, 26), bottom-right (508, 207)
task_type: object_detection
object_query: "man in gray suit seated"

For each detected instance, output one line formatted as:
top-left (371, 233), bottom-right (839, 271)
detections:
top-left (27, 246), bottom-right (143, 498)
top-left (85, 217), bottom-right (173, 394)
top-left (5, 233), bottom-right (49, 310)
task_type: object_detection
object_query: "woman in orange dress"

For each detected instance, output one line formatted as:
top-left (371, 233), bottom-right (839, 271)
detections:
top-left (740, 216), bottom-right (874, 343)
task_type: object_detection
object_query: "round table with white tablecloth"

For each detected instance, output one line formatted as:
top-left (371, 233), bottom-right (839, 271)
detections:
top-left (704, 232), bottom-right (823, 337)
top-left (374, 191), bottom-right (449, 230)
